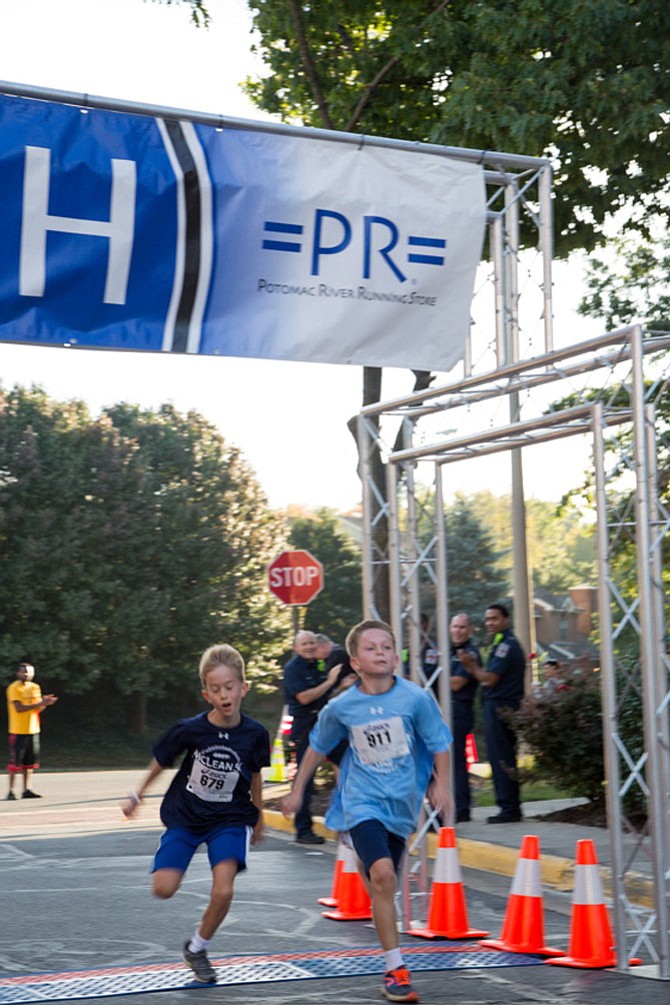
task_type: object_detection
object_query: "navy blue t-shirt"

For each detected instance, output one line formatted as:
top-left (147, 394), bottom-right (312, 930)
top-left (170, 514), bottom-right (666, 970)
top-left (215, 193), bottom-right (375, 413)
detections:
top-left (484, 629), bottom-right (526, 704)
top-left (153, 711), bottom-right (270, 835)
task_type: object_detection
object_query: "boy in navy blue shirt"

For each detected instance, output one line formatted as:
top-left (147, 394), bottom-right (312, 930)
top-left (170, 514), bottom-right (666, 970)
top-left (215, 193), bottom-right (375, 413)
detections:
top-left (122, 643), bottom-right (270, 984)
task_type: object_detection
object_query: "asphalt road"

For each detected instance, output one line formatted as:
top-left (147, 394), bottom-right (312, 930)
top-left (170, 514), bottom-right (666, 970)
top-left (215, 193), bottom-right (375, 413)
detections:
top-left (0, 771), bottom-right (667, 1005)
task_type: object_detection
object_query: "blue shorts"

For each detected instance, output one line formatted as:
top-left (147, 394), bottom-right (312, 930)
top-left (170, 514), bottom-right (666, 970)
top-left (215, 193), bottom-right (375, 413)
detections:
top-left (152, 824), bottom-right (251, 875)
top-left (349, 819), bottom-right (406, 877)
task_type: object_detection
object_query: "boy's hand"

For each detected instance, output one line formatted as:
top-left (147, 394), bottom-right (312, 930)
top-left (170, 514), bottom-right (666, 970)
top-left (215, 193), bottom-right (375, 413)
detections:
top-left (427, 779), bottom-right (453, 820)
top-left (281, 790), bottom-right (301, 818)
top-left (121, 792), bottom-right (142, 819)
top-left (251, 814), bottom-right (265, 845)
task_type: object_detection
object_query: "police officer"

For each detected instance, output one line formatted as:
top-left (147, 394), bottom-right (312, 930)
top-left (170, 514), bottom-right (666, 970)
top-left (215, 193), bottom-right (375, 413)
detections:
top-left (459, 603), bottom-right (525, 823)
top-left (283, 631), bottom-right (341, 843)
top-left (448, 613), bottom-right (481, 823)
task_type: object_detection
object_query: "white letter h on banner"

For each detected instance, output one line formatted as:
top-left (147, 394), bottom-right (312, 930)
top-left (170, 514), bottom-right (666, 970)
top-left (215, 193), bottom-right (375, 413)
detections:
top-left (19, 145), bottom-right (136, 304)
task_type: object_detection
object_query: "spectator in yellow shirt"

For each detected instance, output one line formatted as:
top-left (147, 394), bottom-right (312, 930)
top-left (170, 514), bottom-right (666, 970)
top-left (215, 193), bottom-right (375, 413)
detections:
top-left (6, 662), bottom-right (58, 800)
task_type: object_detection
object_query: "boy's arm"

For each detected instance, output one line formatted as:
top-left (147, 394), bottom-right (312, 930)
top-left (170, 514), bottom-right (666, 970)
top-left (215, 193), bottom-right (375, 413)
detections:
top-left (281, 746), bottom-right (326, 818)
top-left (121, 757), bottom-right (164, 818)
top-left (427, 750), bottom-right (453, 819)
top-left (250, 771), bottom-right (264, 845)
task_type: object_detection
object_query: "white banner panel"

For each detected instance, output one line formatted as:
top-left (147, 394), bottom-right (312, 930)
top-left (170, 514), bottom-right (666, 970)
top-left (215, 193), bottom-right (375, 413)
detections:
top-left (0, 92), bottom-right (486, 371)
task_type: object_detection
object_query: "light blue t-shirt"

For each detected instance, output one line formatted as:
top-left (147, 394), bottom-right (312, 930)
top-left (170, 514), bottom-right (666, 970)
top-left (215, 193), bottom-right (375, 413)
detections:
top-left (310, 675), bottom-right (452, 838)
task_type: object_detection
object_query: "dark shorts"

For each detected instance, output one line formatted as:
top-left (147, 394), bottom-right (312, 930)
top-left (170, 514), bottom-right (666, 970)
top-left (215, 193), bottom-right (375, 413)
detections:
top-left (152, 824), bottom-right (251, 875)
top-left (349, 819), bottom-right (406, 877)
top-left (8, 733), bottom-right (40, 772)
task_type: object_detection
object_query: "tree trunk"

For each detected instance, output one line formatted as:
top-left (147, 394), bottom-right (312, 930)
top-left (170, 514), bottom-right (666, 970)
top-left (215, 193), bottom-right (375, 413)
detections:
top-left (363, 366), bottom-right (390, 622)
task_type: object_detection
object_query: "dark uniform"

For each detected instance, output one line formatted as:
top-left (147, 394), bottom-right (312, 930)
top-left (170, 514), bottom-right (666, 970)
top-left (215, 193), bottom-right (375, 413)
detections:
top-left (482, 628), bottom-right (525, 819)
top-left (450, 638), bottom-right (480, 820)
top-left (283, 653), bottom-right (330, 839)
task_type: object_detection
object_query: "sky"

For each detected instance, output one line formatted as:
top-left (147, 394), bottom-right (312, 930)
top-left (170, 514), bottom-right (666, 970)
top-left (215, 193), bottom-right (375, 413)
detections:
top-left (0, 0), bottom-right (598, 511)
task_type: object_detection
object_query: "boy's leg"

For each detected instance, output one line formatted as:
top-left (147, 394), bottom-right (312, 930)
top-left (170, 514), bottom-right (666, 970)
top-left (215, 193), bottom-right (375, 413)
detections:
top-left (366, 855), bottom-right (399, 950)
top-left (350, 821), bottom-right (418, 1003)
top-left (198, 859), bottom-right (238, 939)
top-left (181, 826), bottom-right (249, 985)
top-left (182, 860), bottom-right (235, 984)
top-left (151, 827), bottom-right (197, 899)
top-left (152, 868), bottom-right (184, 899)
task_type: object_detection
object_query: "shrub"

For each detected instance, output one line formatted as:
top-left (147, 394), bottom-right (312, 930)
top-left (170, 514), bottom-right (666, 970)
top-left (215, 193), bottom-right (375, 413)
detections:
top-left (511, 672), bottom-right (605, 803)
top-left (511, 665), bottom-right (647, 819)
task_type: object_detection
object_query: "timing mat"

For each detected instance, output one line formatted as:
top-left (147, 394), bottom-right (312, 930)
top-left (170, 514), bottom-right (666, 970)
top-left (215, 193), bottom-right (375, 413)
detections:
top-left (0, 944), bottom-right (544, 1003)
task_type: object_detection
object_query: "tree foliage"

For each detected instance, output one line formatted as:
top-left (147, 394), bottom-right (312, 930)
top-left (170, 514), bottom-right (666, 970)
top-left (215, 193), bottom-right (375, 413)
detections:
top-left (579, 232), bottom-right (670, 332)
top-left (287, 507), bottom-right (363, 642)
top-left (443, 496), bottom-right (508, 624)
top-left (467, 491), bottom-right (596, 595)
top-left (154, 0), bottom-right (210, 27)
top-left (413, 488), bottom-right (595, 628)
top-left (0, 387), bottom-right (289, 730)
top-left (243, 0), bottom-right (670, 255)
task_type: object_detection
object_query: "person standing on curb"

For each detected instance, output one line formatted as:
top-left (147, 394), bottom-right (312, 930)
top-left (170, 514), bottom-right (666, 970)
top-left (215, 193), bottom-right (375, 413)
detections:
top-left (459, 603), bottom-right (525, 823)
top-left (282, 630), bottom-right (344, 844)
top-left (6, 661), bottom-right (58, 800)
top-left (282, 619), bottom-right (452, 1003)
top-left (448, 613), bottom-right (481, 823)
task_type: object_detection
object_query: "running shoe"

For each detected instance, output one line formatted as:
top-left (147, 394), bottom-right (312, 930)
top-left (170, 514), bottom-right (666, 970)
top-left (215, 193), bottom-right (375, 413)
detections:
top-left (382, 966), bottom-right (419, 1002)
top-left (182, 942), bottom-right (217, 983)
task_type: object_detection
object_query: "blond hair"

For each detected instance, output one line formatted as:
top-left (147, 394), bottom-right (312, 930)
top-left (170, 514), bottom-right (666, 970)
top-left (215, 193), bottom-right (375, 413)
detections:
top-left (346, 619), bottom-right (396, 658)
top-left (198, 644), bottom-right (245, 685)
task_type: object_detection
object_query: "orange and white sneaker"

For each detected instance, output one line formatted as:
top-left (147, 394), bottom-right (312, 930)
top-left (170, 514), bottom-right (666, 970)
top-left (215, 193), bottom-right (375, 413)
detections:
top-left (382, 966), bottom-right (419, 1002)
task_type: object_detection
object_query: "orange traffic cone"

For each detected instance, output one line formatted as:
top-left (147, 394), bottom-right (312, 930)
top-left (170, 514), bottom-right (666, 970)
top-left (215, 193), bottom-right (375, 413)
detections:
top-left (480, 835), bottom-right (564, 956)
top-left (409, 827), bottom-right (489, 939)
top-left (317, 839), bottom-right (346, 907)
top-left (546, 839), bottom-right (641, 969)
top-left (321, 843), bottom-right (372, 921)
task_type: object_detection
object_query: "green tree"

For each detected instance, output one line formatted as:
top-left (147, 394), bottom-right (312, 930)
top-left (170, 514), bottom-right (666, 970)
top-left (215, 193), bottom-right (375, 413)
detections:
top-left (467, 491), bottom-right (597, 597)
top-left (287, 507), bottom-right (363, 642)
top-left (579, 232), bottom-right (670, 332)
top-left (443, 496), bottom-right (508, 625)
top-left (243, 0), bottom-right (670, 254)
top-left (0, 387), bottom-right (289, 732)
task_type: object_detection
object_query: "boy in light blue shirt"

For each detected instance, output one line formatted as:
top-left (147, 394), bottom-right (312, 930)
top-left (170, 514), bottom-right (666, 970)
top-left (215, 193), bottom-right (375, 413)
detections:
top-left (282, 619), bottom-right (452, 1003)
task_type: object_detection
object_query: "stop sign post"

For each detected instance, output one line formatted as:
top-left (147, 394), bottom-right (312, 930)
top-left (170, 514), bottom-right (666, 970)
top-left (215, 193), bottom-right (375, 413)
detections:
top-left (267, 550), bottom-right (324, 606)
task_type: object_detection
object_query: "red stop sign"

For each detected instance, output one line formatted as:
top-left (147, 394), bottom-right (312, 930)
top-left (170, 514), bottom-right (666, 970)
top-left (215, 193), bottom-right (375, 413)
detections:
top-left (267, 550), bottom-right (324, 606)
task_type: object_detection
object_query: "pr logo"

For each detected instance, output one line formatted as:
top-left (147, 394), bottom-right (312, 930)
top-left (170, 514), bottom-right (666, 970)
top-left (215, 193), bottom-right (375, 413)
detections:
top-left (262, 208), bottom-right (446, 282)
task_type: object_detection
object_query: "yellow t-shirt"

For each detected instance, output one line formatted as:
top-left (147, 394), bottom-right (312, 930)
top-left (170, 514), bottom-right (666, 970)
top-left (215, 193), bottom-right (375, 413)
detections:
top-left (6, 679), bottom-right (42, 735)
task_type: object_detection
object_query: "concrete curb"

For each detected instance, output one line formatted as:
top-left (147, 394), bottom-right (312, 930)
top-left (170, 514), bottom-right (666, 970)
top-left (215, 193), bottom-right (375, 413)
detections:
top-left (263, 809), bottom-right (654, 908)
top-left (263, 808), bottom-right (574, 888)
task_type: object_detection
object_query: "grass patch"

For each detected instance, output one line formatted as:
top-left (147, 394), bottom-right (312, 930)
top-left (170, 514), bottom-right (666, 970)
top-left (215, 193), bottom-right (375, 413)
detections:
top-left (472, 773), bottom-right (573, 807)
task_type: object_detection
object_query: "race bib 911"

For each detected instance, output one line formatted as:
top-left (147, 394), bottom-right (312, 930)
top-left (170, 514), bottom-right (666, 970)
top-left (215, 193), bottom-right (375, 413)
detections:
top-left (351, 716), bottom-right (409, 766)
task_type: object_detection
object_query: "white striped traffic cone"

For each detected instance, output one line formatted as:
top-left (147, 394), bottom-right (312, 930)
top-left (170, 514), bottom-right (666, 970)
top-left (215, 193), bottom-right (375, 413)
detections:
top-left (546, 839), bottom-right (641, 968)
top-left (321, 843), bottom-right (372, 921)
top-left (480, 835), bottom-right (564, 956)
top-left (317, 838), bottom-right (346, 907)
top-left (409, 826), bottom-right (489, 939)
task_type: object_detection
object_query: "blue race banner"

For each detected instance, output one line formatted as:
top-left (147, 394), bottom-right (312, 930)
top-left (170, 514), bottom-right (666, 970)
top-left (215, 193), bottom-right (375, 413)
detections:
top-left (0, 92), bottom-right (486, 371)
